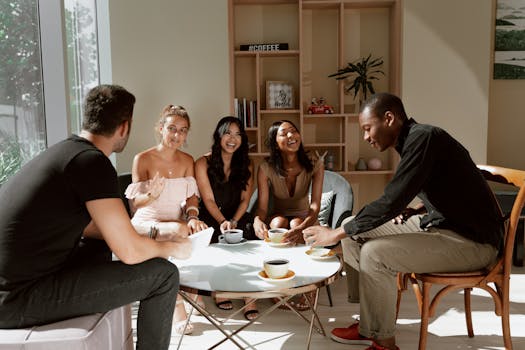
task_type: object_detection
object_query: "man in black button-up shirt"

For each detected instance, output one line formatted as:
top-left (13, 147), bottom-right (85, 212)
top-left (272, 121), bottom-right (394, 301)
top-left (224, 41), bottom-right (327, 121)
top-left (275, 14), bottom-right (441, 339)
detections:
top-left (303, 93), bottom-right (503, 350)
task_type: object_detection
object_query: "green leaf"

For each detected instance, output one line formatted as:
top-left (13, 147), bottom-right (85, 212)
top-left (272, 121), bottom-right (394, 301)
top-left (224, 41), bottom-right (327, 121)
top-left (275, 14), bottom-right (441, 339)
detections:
top-left (328, 54), bottom-right (384, 100)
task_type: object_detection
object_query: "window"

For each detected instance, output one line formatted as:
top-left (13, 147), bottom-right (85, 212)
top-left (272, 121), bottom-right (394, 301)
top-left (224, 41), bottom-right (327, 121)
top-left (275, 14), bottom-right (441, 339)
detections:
top-left (0, 0), bottom-right (107, 185)
top-left (65, 0), bottom-right (100, 134)
top-left (0, 0), bottom-right (46, 184)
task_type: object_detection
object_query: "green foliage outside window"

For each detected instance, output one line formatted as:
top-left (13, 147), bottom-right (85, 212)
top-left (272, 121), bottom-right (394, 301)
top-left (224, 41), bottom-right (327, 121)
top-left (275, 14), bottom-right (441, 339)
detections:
top-left (0, 130), bottom-right (25, 185)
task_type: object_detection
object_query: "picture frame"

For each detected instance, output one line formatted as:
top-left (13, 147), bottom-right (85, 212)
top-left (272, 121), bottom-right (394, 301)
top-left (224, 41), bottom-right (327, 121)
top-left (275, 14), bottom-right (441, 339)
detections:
top-left (266, 81), bottom-right (294, 109)
top-left (494, 0), bottom-right (525, 79)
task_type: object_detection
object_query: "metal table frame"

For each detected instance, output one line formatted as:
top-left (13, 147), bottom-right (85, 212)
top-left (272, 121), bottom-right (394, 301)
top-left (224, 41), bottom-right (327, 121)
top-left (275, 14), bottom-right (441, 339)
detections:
top-left (172, 243), bottom-right (342, 350)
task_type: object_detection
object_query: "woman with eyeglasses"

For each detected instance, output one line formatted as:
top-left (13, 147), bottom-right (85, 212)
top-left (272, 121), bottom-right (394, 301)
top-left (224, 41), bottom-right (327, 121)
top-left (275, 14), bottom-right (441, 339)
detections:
top-left (125, 104), bottom-right (207, 335)
top-left (195, 116), bottom-right (258, 320)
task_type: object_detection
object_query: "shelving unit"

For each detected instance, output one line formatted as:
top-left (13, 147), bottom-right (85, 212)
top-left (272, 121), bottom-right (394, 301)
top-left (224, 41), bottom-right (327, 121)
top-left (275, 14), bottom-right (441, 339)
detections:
top-left (229, 0), bottom-right (401, 208)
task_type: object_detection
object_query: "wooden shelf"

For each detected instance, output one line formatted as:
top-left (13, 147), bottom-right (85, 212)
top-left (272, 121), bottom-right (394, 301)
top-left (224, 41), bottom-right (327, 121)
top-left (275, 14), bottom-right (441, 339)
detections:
top-left (229, 0), bottom-right (401, 207)
top-left (303, 114), bottom-right (346, 119)
top-left (302, 0), bottom-right (396, 9)
top-left (301, 1), bottom-right (340, 10)
top-left (304, 142), bottom-right (345, 147)
top-left (260, 109), bottom-right (301, 114)
top-left (234, 50), bottom-right (300, 57)
top-left (234, 0), bottom-right (297, 5)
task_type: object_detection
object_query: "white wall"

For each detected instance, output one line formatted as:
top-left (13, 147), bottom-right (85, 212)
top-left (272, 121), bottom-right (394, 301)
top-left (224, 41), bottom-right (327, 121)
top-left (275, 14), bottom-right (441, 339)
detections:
top-left (402, 0), bottom-right (492, 164)
top-left (109, 0), bottom-right (230, 173)
top-left (489, 80), bottom-right (525, 169)
top-left (109, 0), bottom-right (505, 174)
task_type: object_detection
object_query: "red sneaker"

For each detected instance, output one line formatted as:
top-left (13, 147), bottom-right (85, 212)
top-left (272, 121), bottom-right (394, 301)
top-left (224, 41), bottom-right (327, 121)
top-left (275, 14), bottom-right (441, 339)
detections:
top-left (365, 342), bottom-right (400, 350)
top-left (330, 322), bottom-right (373, 345)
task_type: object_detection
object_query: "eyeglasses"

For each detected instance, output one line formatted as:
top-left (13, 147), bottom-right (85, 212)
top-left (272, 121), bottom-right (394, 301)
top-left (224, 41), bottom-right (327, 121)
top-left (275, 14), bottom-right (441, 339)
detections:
top-left (166, 125), bottom-right (188, 135)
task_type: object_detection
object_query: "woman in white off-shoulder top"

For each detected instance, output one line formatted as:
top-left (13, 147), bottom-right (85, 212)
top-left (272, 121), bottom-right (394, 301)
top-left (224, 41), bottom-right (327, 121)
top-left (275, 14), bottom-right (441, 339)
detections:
top-left (125, 104), bottom-right (207, 335)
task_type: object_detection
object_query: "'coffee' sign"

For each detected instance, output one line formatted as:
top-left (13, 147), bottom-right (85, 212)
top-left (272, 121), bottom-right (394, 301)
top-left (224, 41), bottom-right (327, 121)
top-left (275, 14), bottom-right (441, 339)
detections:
top-left (240, 43), bottom-right (289, 52)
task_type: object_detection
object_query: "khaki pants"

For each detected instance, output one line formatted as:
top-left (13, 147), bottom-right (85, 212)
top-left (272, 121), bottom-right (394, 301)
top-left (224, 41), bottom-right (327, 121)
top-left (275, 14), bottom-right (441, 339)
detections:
top-left (341, 215), bottom-right (498, 339)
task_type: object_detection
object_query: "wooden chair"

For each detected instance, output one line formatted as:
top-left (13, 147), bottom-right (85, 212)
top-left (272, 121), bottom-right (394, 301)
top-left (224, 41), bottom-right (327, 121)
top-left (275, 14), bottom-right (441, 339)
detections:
top-left (396, 165), bottom-right (525, 350)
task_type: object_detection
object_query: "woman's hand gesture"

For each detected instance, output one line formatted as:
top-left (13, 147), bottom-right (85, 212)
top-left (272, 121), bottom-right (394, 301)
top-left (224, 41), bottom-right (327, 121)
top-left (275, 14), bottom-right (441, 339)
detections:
top-left (187, 218), bottom-right (208, 235)
top-left (148, 172), bottom-right (165, 200)
top-left (253, 216), bottom-right (268, 240)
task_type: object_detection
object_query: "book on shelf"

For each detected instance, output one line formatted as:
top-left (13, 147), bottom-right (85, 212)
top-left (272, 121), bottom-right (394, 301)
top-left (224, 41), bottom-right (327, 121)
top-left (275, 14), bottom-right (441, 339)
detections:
top-left (234, 97), bottom-right (257, 128)
top-left (243, 98), bottom-right (247, 128)
top-left (234, 98), bottom-right (239, 120)
top-left (239, 43), bottom-right (288, 52)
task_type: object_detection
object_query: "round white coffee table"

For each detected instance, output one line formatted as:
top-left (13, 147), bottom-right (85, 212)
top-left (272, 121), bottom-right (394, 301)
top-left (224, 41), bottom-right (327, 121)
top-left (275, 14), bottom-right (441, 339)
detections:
top-left (170, 240), bottom-right (342, 349)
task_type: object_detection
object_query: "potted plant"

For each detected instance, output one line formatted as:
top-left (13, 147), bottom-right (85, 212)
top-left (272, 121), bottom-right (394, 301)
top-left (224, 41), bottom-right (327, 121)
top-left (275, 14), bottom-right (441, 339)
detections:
top-left (328, 54), bottom-right (384, 103)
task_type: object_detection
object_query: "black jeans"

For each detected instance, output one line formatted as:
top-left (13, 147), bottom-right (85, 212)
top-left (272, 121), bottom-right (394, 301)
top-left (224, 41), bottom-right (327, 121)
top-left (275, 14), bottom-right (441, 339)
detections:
top-left (0, 239), bottom-right (179, 350)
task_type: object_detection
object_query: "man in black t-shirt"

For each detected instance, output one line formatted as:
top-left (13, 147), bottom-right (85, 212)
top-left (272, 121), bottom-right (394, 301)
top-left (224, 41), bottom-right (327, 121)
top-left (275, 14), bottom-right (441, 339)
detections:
top-left (303, 93), bottom-right (503, 350)
top-left (0, 85), bottom-right (191, 349)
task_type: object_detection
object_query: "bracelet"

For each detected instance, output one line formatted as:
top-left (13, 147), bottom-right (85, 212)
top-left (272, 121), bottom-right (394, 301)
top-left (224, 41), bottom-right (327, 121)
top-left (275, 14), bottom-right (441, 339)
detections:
top-left (148, 226), bottom-right (158, 239)
top-left (230, 219), bottom-right (238, 227)
top-left (185, 205), bottom-right (199, 216)
top-left (219, 219), bottom-right (227, 224)
top-left (187, 215), bottom-right (199, 222)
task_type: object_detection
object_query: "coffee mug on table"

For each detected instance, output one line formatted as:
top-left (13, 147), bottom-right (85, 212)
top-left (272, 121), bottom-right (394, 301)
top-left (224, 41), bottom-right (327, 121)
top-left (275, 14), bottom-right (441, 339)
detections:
top-left (267, 228), bottom-right (287, 243)
top-left (263, 258), bottom-right (290, 279)
top-left (218, 229), bottom-right (243, 244)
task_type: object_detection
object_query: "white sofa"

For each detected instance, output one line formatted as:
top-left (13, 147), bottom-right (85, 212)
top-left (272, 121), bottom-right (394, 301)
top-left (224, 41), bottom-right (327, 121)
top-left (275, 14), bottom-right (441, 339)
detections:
top-left (0, 305), bottom-right (133, 350)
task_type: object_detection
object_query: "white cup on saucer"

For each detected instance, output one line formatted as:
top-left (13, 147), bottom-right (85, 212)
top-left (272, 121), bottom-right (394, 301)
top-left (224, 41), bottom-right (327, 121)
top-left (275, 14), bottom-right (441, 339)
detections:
top-left (218, 229), bottom-right (243, 244)
top-left (263, 258), bottom-right (289, 279)
top-left (267, 228), bottom-right (287, 243)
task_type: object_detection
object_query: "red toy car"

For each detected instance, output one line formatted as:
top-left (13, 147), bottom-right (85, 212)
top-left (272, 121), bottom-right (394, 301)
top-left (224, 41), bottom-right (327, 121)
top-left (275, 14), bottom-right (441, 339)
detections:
top-left (307, 97), bottom-right (334, 114)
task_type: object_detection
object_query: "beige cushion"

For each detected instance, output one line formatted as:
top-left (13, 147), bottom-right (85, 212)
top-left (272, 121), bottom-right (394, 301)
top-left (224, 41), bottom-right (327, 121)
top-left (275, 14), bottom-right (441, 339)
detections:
top-left (0, 305), bottom-right (132, 350)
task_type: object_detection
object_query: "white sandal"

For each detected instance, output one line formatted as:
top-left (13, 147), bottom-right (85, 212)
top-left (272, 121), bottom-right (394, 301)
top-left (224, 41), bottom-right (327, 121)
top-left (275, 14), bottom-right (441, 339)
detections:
top-left (184, 297), bottom-right (205, 316)
top-left (174, 298), bottom-right (194, 335)
top-left (173, 319), bottom-right (193, 335)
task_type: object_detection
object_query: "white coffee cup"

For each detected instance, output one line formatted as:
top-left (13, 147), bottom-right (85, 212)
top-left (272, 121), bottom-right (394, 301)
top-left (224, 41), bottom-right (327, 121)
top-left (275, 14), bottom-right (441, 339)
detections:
top-left (267, 228), bottom-right (287, 243)
top-left (263, 258), bottom-right (290, 279)
top-left (219, 229), bottom-right (243, 244)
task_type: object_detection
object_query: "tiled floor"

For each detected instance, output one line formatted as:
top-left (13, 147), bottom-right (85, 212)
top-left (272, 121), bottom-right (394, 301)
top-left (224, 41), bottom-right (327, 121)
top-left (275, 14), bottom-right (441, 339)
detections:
top-left (133, 265), bottom-right (525, 349)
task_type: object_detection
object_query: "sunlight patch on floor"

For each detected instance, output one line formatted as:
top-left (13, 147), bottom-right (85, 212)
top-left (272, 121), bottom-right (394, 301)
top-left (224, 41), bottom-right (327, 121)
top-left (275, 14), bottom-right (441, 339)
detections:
top-left (428, 309), bottom-right (525, 337)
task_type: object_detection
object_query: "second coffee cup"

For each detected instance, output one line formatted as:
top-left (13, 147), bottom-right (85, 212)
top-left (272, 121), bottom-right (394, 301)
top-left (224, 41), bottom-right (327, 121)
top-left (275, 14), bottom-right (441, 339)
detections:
top-left (218, 229), bottom-right (243, 244)
top-left (267, 228), bottom-right (287, 243)
top-left (263, 258), bottom-right (289, 279)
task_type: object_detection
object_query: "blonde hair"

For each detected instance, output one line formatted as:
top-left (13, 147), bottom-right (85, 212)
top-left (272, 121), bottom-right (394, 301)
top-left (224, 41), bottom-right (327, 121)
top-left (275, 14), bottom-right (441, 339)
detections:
top-left (155, 104), bottom-right (191, 140)
top-left (158, 104), bottom-right (190, 127)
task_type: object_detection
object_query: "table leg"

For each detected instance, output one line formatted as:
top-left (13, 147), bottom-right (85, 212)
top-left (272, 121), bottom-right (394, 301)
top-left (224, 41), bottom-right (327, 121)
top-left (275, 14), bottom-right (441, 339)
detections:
top-left (178, 291), bottom-right (247, 349)
top-left (306, 288), bottom-right (326, 350)
top-left (278, 291), bottom-right (325, 336)
top-left (209, 295), bottom-right (296, 350)
top-left (175, 293), bottom-right (196, 350)
top-left (179, 288), bottom-right (329, 349)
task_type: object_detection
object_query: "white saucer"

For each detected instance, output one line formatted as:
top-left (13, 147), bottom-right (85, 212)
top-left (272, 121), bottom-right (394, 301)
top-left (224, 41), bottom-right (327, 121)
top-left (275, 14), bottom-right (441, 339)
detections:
top-left (257, 269), bottom-right (295, 282)
top-left (264, 239), bottom-right (290, 247)
top-left (218, 238), bottom-right (248, 246)
top-left (305, 248), bottom-right (336, 260)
